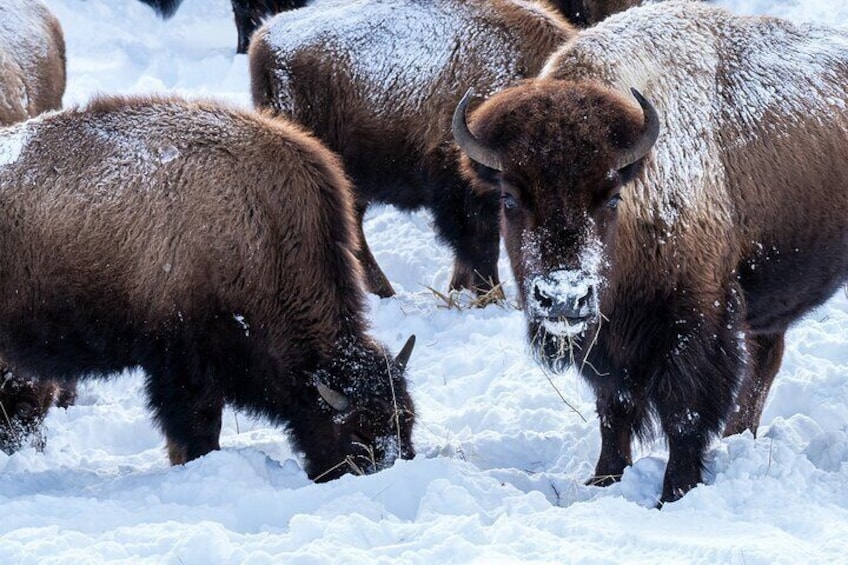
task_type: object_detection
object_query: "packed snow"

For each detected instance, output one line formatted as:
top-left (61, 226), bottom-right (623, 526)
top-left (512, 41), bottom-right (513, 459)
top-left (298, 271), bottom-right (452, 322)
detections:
top-left (1, 0), bottom-right (846, 562)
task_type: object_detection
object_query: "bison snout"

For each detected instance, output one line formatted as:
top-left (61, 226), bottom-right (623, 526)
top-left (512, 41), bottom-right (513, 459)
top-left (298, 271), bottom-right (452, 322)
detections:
top-left (527, 271), bottom-right (599, 334)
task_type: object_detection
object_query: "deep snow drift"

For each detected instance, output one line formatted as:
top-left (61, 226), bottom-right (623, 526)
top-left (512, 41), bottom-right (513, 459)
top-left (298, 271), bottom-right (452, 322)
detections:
top-left (1, 0), bottom-right (847, 562)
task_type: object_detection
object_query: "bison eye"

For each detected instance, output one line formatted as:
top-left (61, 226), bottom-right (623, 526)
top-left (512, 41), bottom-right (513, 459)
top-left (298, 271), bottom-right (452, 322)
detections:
top-left (501, 192), bottom-right (519, 211)
top-left (15, 400), bottom-right (35, 417)
top-left (607, 194), bottom-right (623, 210)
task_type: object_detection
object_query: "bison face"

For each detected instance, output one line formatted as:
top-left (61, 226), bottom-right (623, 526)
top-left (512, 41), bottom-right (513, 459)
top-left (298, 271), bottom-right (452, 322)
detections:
top-left (454, 80), bottom-right (658, 370)
top-left (0, 371), bottom-right (59, 454)
top-left (299, 336), bottom-right (416, 482)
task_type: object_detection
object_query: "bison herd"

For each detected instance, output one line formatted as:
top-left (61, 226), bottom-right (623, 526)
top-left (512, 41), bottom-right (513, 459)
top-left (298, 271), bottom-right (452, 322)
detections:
top-left (0, 0), bottom-right (845, 506)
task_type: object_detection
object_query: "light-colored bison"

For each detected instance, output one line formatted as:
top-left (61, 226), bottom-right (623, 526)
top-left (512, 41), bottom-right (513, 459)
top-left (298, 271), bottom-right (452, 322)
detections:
top-left (454, 0), bottom-right (848, 503)
top-left (0, 95), bottom-right (415, 480)
top-left (0, 0), bottom-right (65, 125)
top-left (249, 0), bottom-right (575, 297)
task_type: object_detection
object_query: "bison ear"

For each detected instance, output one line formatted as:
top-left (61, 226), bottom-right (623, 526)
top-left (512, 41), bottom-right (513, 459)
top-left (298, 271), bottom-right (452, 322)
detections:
top-left (395, 335), bottom-right (416, 373)
top-left (316, 381), bottom-right (350, 412)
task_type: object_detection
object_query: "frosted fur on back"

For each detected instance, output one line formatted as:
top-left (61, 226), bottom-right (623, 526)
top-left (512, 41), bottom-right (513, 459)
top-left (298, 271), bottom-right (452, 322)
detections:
top-left (541, 0), bottom-right (848, 231)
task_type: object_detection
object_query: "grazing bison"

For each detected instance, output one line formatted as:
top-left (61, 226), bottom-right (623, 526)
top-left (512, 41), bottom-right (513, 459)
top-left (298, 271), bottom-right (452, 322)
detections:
top-left (0, 0), bottom-right (66, 125)
top-left (249, 0), bottom-right (575, 298)
top-left (454, 0), bottom-right (848, 503)
top-left (0, 95), bottom-right (415, 480)
top-left (140, 0), bottom-right (307, 54)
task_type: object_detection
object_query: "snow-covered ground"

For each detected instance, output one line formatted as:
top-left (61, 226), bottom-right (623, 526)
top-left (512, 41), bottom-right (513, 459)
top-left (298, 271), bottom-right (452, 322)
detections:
top-left (1, 0), bottom-right (847, 562)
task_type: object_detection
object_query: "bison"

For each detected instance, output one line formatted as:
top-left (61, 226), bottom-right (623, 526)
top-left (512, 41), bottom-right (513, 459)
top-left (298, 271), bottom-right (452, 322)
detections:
top-left (249, 0), bottom-right (575, 298)
top-left (0, 0), bottom-right (66, 125)
top-left (0, 95), bottom-right (415, 481)
top-left (140, 0), bottom-right (307, 54)
top-left (453, 0), bottom-right (848, 503)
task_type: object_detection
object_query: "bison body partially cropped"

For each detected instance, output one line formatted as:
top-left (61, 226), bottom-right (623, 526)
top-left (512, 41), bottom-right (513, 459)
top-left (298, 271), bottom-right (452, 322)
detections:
top-left (249, 0), bottom-right (574, 297)
top-left (455, 0), bottom-right (848, 503)
top-left (0, 96), bottom-right (415, 480)
top-left (0, 0), bottom-right (65, 125)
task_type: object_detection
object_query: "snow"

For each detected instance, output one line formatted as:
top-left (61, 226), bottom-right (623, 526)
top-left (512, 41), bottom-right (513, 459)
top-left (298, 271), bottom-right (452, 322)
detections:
top-left (1, 0), bottom-right (846, 562)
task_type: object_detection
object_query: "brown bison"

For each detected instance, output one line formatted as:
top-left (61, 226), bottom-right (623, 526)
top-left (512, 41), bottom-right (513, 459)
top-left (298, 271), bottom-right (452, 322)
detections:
top-left (0, 95), bottom-right (415, 481)
top-left (0, 0), bottom-right (66, 125)
top-left (454, 0), bottom-right (848, 503)
top-left (249, 0), bottom-right (575, 297)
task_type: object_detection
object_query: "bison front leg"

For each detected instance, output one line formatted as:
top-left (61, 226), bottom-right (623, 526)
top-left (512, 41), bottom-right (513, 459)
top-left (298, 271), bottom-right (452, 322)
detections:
top-left (656, 330), bottom-right (743, 504)
top-left (588, 383), bottom-right (646, 487)
top-left (145, 363), bottom-right (225, 465)
top-left (724, 331), bottom-right (785, 437)
top-left (436, 182), bottom-right (502, 297)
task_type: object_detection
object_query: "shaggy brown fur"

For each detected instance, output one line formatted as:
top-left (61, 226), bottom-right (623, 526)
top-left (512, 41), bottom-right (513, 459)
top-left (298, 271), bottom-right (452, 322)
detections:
top-left (457, 1), bottom-right (848, 503)
top-left (0, 0), bottom-right (66, 125)
top-left (249, 0), bottom-right (575, 297)
top-left (0, 95), bottom-right (415, 480)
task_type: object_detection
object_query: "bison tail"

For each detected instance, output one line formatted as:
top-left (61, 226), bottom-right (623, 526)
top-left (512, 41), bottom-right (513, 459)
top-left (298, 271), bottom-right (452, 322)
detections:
top-left (138, 0), bottom-right (184, 19)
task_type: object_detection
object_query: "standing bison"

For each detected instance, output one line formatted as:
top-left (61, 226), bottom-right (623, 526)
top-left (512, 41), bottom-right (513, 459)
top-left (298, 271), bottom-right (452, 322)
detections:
top-left (454, 0), bottom-right (848, 503)
top-left (249, 0), bottom-right (575, 297)
top-left (0, 95), bottom-right (415, 481)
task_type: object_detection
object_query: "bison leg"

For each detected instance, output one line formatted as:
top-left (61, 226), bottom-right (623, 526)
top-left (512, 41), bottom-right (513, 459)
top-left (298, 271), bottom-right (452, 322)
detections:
top-left (588, 384), bottom-right (645, 486)
top-left (434, 181), bottom-right (501, 297)
top-left (723, 331), bottom-right (785, 437)
top-left (232, 1), bottom-right (252, 55)
top-left (145, 361), bottom-right (225, 466)
top-left (656, 331), bottom-right (743, 503)
top-left (354, 204), bottom-right (396, 298)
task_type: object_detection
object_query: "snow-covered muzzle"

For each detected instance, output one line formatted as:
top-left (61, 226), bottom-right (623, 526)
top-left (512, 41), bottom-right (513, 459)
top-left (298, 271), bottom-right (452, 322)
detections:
top-left (527, 269), bottom-right (600, 336)
top-left (520, 227), bottom-right (607, 371)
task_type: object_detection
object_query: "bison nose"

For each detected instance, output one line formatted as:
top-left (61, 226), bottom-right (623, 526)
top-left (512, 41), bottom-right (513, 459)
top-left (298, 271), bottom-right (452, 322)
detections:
top-left (529, 273), bottom-right (597, 322)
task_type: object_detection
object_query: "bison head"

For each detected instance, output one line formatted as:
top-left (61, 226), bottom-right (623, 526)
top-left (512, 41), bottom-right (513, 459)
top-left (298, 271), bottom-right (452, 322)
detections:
top-left (298, 335), bottom-right (416, 482)
top-left (454, 80), bottom-right (659, 371)
top-left (0, 370), bottom-right (60, 454)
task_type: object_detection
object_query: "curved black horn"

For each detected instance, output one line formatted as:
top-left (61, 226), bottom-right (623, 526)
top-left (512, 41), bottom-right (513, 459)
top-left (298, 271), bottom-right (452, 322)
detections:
top-left (452, 88), bottom-right (503, 171)
top-left (614, 88), bottom-right (660, 171)
top-left (316, 381), bottom-right (350, 412)
top-left (395, 335), bottom-right (416, 372)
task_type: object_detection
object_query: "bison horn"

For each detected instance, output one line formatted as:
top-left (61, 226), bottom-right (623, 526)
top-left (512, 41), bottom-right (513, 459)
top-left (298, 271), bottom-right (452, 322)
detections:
top-left (395, 335), bottom-right (416, 372)
top-left (615, 88), bottom-right (661, 171)
top-left (452, 88), bottom-right (503, 172)
top-left (316, 381), bottom-right (350, 412)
